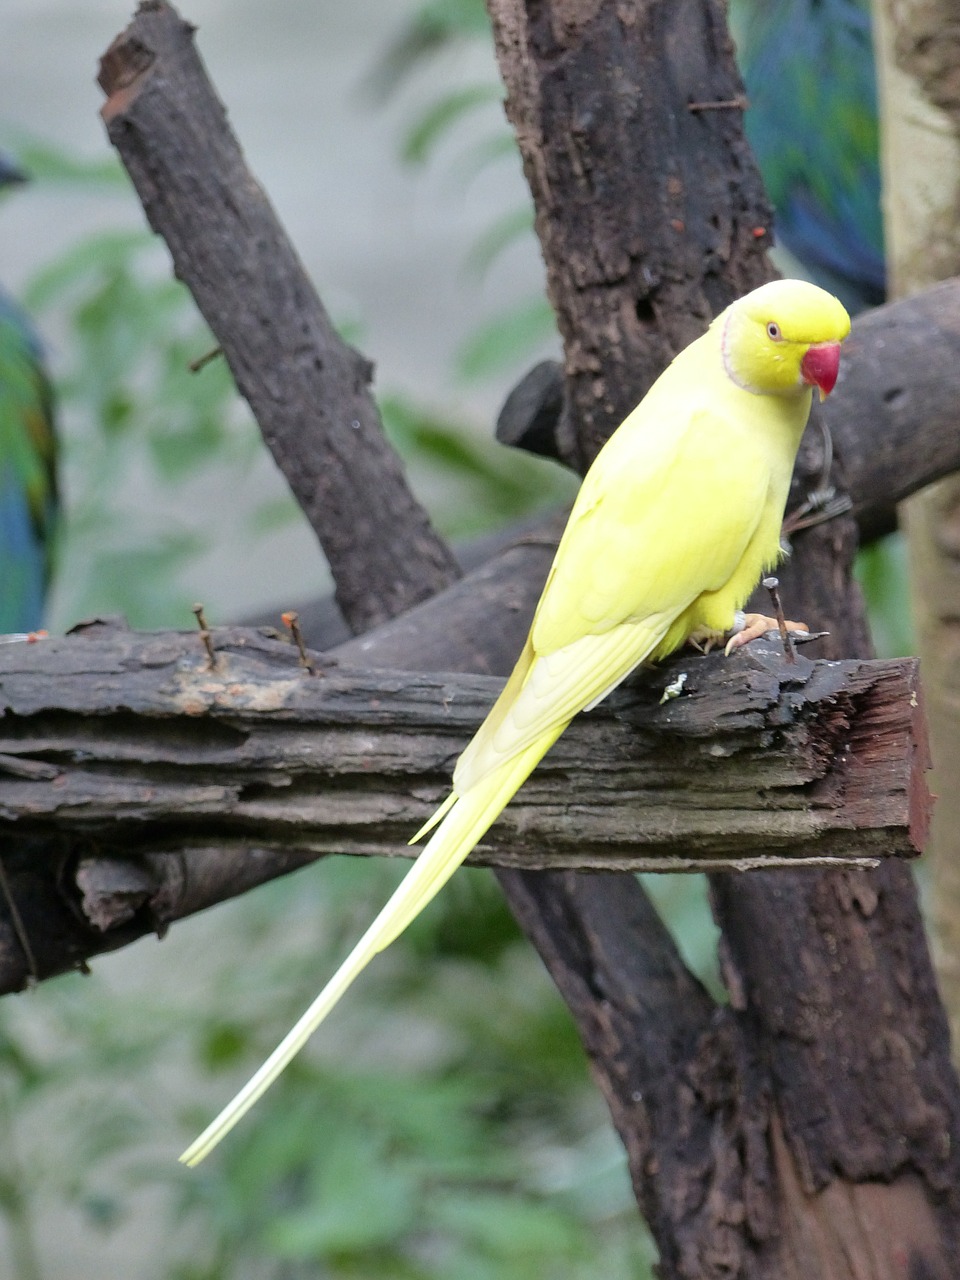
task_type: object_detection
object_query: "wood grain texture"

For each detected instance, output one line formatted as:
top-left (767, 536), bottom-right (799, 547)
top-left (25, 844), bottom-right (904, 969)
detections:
top-left (0, 623), bottom-right (926, 875)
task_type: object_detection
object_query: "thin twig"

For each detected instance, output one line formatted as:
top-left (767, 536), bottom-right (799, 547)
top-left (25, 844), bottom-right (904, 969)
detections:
top-left (188, 345), bottom-right (223, 373)
top-left (281, 610), bottom-right (318, 674)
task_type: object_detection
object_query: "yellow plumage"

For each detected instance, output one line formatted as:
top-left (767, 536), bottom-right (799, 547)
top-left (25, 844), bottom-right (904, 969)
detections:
top-left (180, 278), bottom-right (850, 1166)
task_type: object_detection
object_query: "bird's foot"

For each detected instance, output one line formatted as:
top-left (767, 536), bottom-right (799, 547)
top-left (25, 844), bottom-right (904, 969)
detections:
top-left (686, 625), bottom-right (726, 654)
top-left (723, 611), bottom-right (809, 656)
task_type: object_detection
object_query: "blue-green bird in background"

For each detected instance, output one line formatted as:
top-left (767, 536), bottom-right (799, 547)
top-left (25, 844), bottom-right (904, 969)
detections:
top-left (385, 0), bottom-right (886, 312)
top-left (0, 151), bottom-right (57, 633)
top-left (733, 0), bottom-right (885, 314)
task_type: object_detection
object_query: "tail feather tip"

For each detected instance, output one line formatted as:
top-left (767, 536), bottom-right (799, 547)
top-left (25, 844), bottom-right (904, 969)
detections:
top-left (408, 790), bottom-right (457, 845)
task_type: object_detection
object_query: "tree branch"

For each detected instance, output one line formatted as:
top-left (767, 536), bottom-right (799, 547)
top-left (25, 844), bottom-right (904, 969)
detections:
top-left (97, 0), bottom-right (459, 633)
top-left (0, 623), bottom-right (926, 993)
top-left (0, 623), bottom-right (924, 864)
top-left (487, 0), bottom-right (774, 470)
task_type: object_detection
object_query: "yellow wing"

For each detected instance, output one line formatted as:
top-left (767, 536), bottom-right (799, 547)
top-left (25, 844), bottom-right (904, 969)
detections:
top-left (534, 403), bottom-right (769, 648)
top-left (454, 403), bottom-right (772, 791)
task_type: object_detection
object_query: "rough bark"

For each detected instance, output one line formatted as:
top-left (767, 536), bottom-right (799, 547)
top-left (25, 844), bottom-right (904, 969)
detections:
top-left (873, 0), bottom-right (960, 1061)
top-left (487, 0), bottom-right (776, 470)
top-left (97, 1), bottom-right (459, 633)
top-left (705, 503), bottom-right (960, 1273)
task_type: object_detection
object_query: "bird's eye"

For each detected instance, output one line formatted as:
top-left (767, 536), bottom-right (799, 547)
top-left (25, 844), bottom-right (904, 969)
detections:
top-left (766, 321), bottom-right (782, 341)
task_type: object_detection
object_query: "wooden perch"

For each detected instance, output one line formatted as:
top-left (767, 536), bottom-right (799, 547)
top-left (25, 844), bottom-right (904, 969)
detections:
top-left (0, 621), bottom-right (929, 991)
top-left (0, 624), bottom-right (929, 868)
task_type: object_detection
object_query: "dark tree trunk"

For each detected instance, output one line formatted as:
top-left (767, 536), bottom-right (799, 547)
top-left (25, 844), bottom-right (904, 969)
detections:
top-left (483, 0), bottom-right (960, 1272)
top-left (487, 0), bottom-right (775, 470)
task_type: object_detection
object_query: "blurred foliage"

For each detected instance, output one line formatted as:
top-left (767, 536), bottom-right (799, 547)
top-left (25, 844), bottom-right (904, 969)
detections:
top-left (854, 531), bottom-right (914, 658)
top-left (10, 153), bottom-right (568, 629)
top-left (170, 866), bottom-right (657, 1279)
top-left (5, 139), bottom-right (128, 189)
top-left (454, 299), bottom-right (557, 386)
top-left (381, 393), bottom-right (573, 539)
top-left (0, 864), bottom-right (656, 1279)
top-left (23, 228), bottom-right (262, 627)
top-left (371, 0), bottom-right (561, 388)
top-left (400, 84), bottom-right (503, 166)
top-left (365, 0), bottom-right (493, 101)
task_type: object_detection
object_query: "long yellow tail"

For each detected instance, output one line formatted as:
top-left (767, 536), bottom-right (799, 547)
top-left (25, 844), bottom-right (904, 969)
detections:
top-left (178, 726), bottom-right (563, 1166)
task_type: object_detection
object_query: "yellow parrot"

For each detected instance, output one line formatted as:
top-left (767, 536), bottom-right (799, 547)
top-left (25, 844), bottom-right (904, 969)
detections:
top-left (181, 278), bottom-right (850, 1165)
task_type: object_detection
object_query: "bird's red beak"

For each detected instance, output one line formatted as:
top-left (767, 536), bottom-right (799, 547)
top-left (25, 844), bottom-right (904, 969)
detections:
top-left (800, 341), bottom-right (842, 400)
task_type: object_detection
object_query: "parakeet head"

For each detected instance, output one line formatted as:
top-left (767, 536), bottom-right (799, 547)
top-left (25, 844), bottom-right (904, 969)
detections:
top-left (717, 279), bottom-right (851, 400)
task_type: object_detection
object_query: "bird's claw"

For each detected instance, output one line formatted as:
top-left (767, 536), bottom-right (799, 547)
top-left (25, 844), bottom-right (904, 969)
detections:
top-left (686, 626), bottom-right (724, 654)
top-left (723, 612), bottom-right (809, 656)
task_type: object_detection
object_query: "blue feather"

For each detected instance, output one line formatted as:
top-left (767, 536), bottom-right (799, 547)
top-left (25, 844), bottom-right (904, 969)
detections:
top-left (734, 0), bottom-right (885, 313)
top-left (0, 157), bottom-right (58, 632)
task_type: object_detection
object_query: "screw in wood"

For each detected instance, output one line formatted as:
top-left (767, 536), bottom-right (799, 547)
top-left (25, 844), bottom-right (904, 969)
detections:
top-left (281, 611), bottom-right (316, 673)
top-left (762, 577), bottom-right (796, 665)
top-left (192, 602), bottom-right (218, 669)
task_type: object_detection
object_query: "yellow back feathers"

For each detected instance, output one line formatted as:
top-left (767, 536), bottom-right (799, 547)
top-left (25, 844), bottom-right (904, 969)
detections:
top-left (180, 279), bottom-right (850, 1166)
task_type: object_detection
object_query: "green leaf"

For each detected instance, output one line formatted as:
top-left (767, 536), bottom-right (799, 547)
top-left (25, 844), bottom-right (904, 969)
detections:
top-left (367, 0), bottom-right (492, 100)
top-left (22, 231), bottom-right (156, 311)
top-left (429, 1190), bottom-right (583, 1257)
top-left (249, 495), bottom-right (303, 535)
top-left (5, 139), bottom-right (128, 189)
top-left (416, 0), bottom-right (490, 39)
top-left (854, 532), bottom-right (914, 658)
top-left (402, 85), bottom-right (503, 166)
top-left (451, 132), bottom-right (523, 184)
top-left (456, 298), bottom-right (558, 382)
top-left (264, 1130), bottom-right (417, 1257)
top-left (378, 391), bottom-right (574, 538)
top-left (639, 873), bottom-right (722, 996)
top-left (198, 1022), bottom-right (250, 1071)
top-left (464, 205), bottom-right (536, 279)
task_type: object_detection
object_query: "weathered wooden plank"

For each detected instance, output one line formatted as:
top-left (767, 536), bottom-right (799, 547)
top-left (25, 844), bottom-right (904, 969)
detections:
top-left (0, 623), bottom-right (928, 873)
